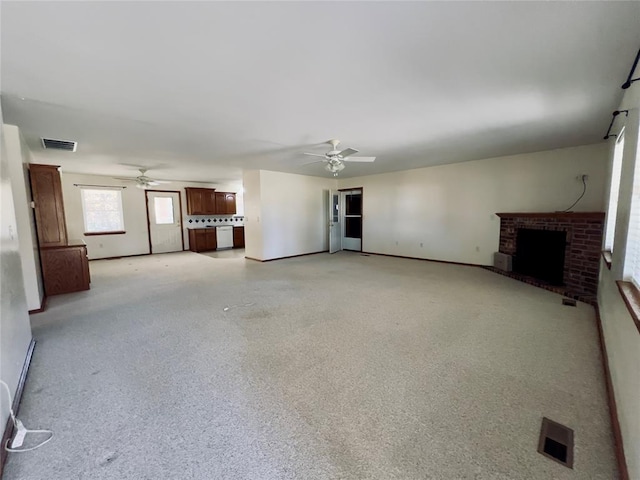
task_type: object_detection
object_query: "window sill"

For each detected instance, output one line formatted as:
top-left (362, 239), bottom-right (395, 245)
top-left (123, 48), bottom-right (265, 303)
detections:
top-left (615, 281), bottom-right (640, 335)
top-left (602, 250), bottom-right (612, 270)
top-left (84, 231), bottom-right (126, 236)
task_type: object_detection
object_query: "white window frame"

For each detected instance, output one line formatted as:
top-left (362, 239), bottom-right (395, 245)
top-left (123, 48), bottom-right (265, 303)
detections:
top-left (80, 187), bottom-right (125, 235)
top-left (604, 128), bottom-right (625, 252)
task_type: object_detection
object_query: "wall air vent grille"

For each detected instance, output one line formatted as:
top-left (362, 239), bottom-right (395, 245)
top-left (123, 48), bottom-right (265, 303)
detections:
top-left (41, 138), bottom-right (77, 152)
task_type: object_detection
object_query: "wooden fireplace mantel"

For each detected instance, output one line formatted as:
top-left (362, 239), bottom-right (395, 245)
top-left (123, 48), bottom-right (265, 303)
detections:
top-left (496, 212), bottom-right (605, 220)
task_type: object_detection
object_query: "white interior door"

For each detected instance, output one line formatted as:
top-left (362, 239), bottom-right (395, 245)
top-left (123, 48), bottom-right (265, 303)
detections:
top-left (329, 190), bottom-right (341, 254)
top-left (147, 191), bottom-right (183, 254)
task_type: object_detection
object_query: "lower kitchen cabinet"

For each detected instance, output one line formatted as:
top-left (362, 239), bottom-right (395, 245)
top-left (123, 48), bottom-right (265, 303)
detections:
top-left (233, 226), bottom-right (245, 248)
top-left (188, 228), bottom-right (217, 252)
top-left (40, 242), bottom-right (90, 295)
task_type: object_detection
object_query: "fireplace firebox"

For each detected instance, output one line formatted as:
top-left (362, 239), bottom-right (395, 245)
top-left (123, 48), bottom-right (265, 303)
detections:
top-left (514, 229), bottom-right (567, 286)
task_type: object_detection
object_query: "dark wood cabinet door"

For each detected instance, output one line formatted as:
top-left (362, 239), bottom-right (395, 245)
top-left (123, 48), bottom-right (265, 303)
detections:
top-left (205, 230), bottom-right (217, 250)
top-left (194, 231), bottom-right (208, 251)
top-left (186, 188), bottom-right (218, 215)
top-left (225, 193), bottom-right (237, 214)
top-left (215, 192), bottom-right (226, 214)
top-left (233, 226), bottom-right (244, 248)
top-left (30, 164), bottom-right (68, 247)
top-left (40, 245), bottom-right (90, 295)
top-left (189, 229), bottom-right (216, 252)
top-left (185, 188), bottom-right (205, 215)
top-left (205, 191), bottom-right (217, 214)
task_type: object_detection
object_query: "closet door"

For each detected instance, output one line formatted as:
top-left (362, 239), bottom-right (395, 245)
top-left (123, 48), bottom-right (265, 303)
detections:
top-left (30, 164), bottom-right (68, 247)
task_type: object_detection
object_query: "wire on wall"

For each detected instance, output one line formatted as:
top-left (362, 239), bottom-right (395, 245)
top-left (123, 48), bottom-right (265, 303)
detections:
top-left (562, 175), bottom-right (588, 212)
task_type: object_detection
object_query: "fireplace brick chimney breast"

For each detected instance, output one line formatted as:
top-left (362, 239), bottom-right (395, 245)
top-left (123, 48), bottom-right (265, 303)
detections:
top-left (493, 212), bottom-right (605, 305)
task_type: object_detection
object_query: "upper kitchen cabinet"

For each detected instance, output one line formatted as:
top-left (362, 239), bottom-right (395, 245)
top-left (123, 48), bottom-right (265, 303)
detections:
top-left (186, 187), bottom-right (236, 215)
top-left (215, 192), bottom-right (237, 215)
top-left (185, 187), bottom-right (216, 215)
top-left (29, 163), bottom-right (68, 247)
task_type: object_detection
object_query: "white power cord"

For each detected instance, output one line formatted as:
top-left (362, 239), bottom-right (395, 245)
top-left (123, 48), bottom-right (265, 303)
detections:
top-left (0, 379), bottom-right (53, 452)
top-left (223, 302), bottom-right (255, 312)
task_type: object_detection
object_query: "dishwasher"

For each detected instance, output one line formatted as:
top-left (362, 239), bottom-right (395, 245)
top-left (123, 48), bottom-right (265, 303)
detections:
top-left (216, 225), bottom-right (234, 250)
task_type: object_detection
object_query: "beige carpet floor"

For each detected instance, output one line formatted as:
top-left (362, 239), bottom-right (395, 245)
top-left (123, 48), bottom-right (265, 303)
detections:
top-left (4, 251), bottom-right (616, 479)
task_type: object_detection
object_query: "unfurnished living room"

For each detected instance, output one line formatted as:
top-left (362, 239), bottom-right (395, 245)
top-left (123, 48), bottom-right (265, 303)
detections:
top-left (1, 2), bottom-right (639, 479)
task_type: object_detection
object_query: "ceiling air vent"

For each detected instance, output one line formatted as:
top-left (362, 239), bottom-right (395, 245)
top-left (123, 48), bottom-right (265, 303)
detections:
top-left (41, 138), bottom-right (77, 152)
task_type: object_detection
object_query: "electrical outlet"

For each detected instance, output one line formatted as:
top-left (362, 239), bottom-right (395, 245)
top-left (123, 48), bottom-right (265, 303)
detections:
top-left (475, 246), bottom-right (480, 252)
top-left (420, 243), bottom-right (423, 247)
top-left (395, 241), bottom-right (398, 246)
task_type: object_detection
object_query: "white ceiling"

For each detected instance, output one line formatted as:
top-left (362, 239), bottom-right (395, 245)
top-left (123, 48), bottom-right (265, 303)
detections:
top-left (1, 1), bottom-right (639, 182)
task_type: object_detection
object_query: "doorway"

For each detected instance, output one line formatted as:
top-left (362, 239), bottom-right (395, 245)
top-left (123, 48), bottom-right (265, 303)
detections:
top-left (145, 190), bottom-right (184, 254)
top-left (341, 188), bottom-right (363, 252)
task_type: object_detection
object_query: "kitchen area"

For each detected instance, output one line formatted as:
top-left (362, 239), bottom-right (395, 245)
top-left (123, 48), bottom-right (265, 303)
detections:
top-left (184, 187), bottom-right (244, 253)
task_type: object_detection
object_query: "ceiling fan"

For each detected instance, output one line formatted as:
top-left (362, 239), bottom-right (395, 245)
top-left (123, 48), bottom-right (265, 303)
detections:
top-left (304, 139), bottom-right (375, 176)
top-left (114, 168), bottom-right (171, 189)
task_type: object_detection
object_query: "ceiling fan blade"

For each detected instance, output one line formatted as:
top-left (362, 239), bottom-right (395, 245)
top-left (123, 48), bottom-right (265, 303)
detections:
top-left (301, 159), bottom-right (327, 166)
top-left (342, 156), bottom-right (376, 163)
top-left (153, 180), bottom-right (171, 184)
top-left (113, 177), bottom-right (136, 181)
top-left (338, 147), bottom-right (359, 158)
top-left (303, 152), bottom-right (327, 157)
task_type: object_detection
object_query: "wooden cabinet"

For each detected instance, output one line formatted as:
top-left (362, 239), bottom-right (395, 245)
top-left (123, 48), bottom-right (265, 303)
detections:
top-left (185, 188), bottom-right (236, 215)
top-left (233, 226), bottom-right (245, 248)
top-left (40, 243), bottom-right (90, 295)
top-left (30, 164), bottom-right (68, 247)
top-left (185, 188), bottom-right (217, 215)
top-left (188, 228), bottom-right (217, 252)
top-left (224, 193), bottom-right (237, 214)
top-left (29, 164), bottom-right (91, 299)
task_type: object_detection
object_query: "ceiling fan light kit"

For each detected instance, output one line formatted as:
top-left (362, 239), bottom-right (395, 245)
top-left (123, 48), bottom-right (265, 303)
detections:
top-left (303, 139), bottom-right (375, 176)
top-left (114, 168), bottom-right (171, 189)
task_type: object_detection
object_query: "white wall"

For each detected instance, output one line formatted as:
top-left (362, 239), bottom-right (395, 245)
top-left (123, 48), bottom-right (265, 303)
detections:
top-left (597, 82), bottom-right (640, 479)
top-left (0, 105), bottom-right (33, 433)
top-left (339, 143), bottom-right (608, 265)
top-left (59, 172), bottom-right (243, 259)
top-left (3, 124), bottom-right (44, 310)
top-left (242, 170), bottom-right (263, 260)
top-left (243, 170), bottom-right (335, 261)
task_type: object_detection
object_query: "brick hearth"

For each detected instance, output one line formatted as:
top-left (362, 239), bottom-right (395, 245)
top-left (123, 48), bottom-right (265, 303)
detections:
top-left (490, 212), bottom-right (605, 304)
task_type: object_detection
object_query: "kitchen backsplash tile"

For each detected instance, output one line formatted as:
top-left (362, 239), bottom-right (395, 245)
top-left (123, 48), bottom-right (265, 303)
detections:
top-left (186, 215), bottom-right (244, 226)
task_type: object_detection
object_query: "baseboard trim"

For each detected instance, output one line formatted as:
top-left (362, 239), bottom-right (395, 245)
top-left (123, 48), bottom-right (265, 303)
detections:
top-left (28, 295), bottom-right (48, 315)
top-left (361, 251), bottom-right (483, 268)
top-left (593, 304), bottom-right (629, 480)
top-left (245, 250), bottom-right (328, 262)
top-left (0, 339), bottom-right (36, 477)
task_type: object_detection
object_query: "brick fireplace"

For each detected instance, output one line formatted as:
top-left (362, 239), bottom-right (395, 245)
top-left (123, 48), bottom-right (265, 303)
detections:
top-left (491, 212), bottom-right (605, 304)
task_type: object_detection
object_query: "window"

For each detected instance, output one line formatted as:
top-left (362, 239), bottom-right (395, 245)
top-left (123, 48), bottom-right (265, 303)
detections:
top-left (153, 197), bottom-right (174, 225)
top-left (80, 188), bottom-right (125, 234)
top-left (604, 128), bottom-right (625, 252)
top-left (626, 129), bottom-right (640, 289)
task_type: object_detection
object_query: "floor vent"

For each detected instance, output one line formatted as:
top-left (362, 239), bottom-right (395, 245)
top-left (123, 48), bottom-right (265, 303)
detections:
top-left (562, 298), bottom-right (577, 307)
top-left (538, 417), bottom-right (574, 468)
top-left (361, 254), bottom-right (370, 257)
top-left (41, 138), bottom-right (77, 151)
